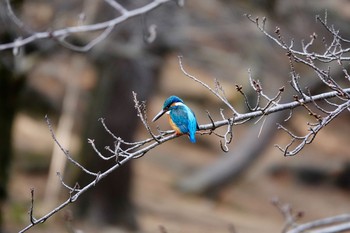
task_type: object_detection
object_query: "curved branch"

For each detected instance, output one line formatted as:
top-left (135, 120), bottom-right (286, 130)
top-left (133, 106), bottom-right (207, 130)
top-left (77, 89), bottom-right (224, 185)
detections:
top-left (0, 0), bottom-right (174, 51)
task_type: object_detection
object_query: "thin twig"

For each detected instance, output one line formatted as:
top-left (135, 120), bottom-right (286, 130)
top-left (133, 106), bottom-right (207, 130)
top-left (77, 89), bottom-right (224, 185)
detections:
top-left (178, 56), bottom-right (240, 116)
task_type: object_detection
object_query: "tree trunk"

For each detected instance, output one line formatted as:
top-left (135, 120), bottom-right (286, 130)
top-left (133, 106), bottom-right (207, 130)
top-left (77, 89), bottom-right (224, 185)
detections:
top-left (0, 62), bottom-right (25, 232)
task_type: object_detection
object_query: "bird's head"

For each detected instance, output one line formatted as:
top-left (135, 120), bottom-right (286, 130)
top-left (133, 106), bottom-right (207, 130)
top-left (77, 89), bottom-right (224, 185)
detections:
top-left (152, 95), bottom-right (184, 122)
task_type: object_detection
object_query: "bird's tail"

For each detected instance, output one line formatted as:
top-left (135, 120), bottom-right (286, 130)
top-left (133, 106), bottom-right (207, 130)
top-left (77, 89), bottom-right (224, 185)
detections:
top-left (189, 133), bottom-right (196, 143)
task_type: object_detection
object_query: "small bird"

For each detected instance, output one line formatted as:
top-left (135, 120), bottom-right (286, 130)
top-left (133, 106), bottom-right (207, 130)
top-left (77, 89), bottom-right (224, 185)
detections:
top-left (152, 95), bottom-right (198, 143)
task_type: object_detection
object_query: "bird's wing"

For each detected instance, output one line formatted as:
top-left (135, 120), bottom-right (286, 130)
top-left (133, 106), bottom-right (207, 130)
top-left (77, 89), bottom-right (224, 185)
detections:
top-left (170, 106), bottom-right (190, 134)
top-left (190, 109), bottom-right (199, 130)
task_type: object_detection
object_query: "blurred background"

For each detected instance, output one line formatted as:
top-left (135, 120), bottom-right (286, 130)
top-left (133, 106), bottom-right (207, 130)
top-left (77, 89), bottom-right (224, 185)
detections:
top-left (1, 0), bottom-right (350, 232)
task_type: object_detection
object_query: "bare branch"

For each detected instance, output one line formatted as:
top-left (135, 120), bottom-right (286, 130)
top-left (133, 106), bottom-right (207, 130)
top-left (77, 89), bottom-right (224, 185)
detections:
top-left (246, 13), bottom-right (350, 156)
top-left (271, 198), bottom-right (303, 232)
top-left (0, 0), bottom-right (175, 51)
top-left (104, 0), bottom-right (128, 14)
top-left (46, 115), bottom-right (98, 176)
top-left (57, 172), bottom-right (81, 193)
top-left (23, 84), bottom-right (349, 232)
top-left (57, 25), bottom-right (115, 52)
top-left (29, 189), bottom-right (37, 225)
top-left (271, 199), bottom-right (350, 233)
top-left (178, 56), bottom-right (240, 116)
top-left (132, 91), bottom-right (160, 143)
top-left (287, 213), bottom-right (350, 233)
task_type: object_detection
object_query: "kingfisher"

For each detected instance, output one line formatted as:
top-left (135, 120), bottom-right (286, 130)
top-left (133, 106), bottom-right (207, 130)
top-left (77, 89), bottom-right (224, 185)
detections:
top-left (152, 95), bottom-right (199, 143)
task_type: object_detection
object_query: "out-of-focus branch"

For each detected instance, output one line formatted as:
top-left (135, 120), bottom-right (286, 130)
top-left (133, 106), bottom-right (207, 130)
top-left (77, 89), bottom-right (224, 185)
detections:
top-left (1, 0), bottom-right (179, 52)
top-left (287, 214), bottom-right (350, 233)
top-left (272, 198), bottom-right (350, 233)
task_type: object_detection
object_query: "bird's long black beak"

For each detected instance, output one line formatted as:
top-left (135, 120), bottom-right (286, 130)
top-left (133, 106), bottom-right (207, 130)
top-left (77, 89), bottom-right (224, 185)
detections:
top-left (152, 109), bottom-right (166, 122)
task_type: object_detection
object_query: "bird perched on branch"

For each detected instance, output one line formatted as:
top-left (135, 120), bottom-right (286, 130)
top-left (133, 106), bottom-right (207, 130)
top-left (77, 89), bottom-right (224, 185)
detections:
top-left (152, 95), bottom-right (198, 143)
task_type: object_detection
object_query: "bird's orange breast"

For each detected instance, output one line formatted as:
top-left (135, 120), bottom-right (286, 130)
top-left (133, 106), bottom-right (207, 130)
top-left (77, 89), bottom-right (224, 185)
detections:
top-left (167, 114), bottom-right (182, 135)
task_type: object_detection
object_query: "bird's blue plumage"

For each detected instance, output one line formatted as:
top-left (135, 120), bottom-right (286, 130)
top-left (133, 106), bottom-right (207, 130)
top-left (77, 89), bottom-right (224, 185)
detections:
top-left (163, 96), bottom-right (184, 109)
top-left (169, 103), bottom-right (197, 143)
top-left (154, 95), bottom-right (198, 143)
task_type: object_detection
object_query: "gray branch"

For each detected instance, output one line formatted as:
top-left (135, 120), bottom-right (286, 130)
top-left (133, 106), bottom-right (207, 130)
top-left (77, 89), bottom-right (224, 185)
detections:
top-left (1, 0), bottom-right (176, 52)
